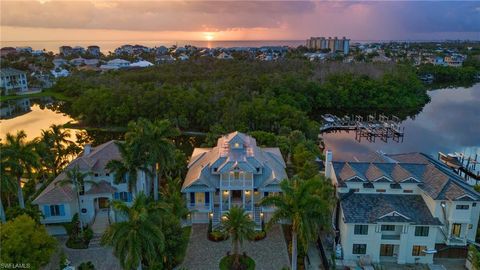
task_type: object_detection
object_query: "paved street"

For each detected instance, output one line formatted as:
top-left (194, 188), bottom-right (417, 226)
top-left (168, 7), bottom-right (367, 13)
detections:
top-left (180, 224), bottom-right (290, 270)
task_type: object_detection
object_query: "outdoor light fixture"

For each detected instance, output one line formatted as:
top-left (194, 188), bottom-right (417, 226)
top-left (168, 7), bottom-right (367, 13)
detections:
top-left (209, 212), bottom-right (213, 218)
top-left (441, 201), bottom-right (446, 208)
top-left (223, 190), bottom-right (229, 194)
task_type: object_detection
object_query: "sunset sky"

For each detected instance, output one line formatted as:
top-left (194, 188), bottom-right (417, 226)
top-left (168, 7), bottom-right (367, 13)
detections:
top-left (1, 1), bottom-right (480, 42)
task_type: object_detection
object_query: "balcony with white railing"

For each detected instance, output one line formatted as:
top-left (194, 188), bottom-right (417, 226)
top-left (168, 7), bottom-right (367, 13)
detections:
top-left (220, 172), bottom-right (254, 189)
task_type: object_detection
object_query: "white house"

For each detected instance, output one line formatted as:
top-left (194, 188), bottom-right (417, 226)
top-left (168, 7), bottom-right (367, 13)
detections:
top-left (0, 68), bottom-right (29, 95)
top-left (100, 59), bottom-right (131, 70)
top-left (181, 132), bottom-right (288, 228)
top-left (217, 52), bottom-right (233, 60)
top-left (130, 60), bottom-right (154, 68)
top-left (33, 141), bottom-right (148, 234)
top-left (178, 54), bottom-right (189, 61)
top-left (325, 151), bottom-right (480, 265)
top-left (51, 68), bottom-right (70, 78)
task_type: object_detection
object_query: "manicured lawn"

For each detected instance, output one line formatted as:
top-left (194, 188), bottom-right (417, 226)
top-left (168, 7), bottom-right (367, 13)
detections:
top-left (219, 255), bottom-right (255, 270)
top-left (0, 89), bottom-right (71, 102)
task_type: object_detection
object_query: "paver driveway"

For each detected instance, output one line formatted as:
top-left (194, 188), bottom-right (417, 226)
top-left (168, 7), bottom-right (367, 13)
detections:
top-left (180, 224), bottom-right (290, 270)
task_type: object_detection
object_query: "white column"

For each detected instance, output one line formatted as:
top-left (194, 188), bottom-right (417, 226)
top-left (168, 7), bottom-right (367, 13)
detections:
top-left (242, 190), bottom-right (245, 209)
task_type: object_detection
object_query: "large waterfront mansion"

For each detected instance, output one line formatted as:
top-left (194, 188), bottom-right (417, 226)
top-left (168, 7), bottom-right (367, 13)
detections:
top-left (181, 131), bottom-right (287, 227)
top-left (325, 151), bottom-right (480, 264)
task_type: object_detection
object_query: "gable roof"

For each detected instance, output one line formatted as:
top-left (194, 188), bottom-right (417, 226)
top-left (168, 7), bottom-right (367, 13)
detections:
top-left (33, 140), bottom-right (121, 205)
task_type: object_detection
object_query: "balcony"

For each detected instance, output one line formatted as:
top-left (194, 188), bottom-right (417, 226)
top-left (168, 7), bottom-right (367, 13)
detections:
top-left (188, 203), bottom-right (210, 211)
top-left (381, 234), bottom-right (401, 240)
top-left (220, 178), bottom-right (253, 188)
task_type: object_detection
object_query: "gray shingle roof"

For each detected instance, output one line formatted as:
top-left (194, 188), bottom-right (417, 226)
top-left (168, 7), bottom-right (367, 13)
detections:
top-left (341, 193), bottom-right (442, 225)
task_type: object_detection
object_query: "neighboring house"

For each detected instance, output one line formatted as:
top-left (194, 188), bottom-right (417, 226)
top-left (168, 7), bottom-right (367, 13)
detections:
top-left (100, 59), bottom-right (131, 70)
top-left (69, 57), bottom-right (86, 66)
top-left (181, 132), bottom-right (288, 228)
top-left (114, 45), bottom-right (134, 55)
top-left (178, 54), bottom-right (189, 61)
top-left (51, 68), bottom-right (70, 78)
top-left (325, 151), bottom-right (480, 265)
top-left (0, 68), bottom-right (29, 95)
top-left (87, 45), bottom-right (101, 56)
top-left (59, 46), bottom-right (73, 56)
top-left (156, 46), bottom-right (168, 55)
top-left (16, 47), bottom-right (33, 54)
top-left (84, 59), bottom-right (100, 67)
top-left (217, 52), bottom-right (233, 60)
top-left (130, 60), bottom-right (154, 68)
top-left (1, 47), bottom-right (17, 56)
top-left (53, 58), bottom-right (69, 68)
top-left (156, 55), bottom-right (175, 64)
top-left (33, 141), bottom-right (148, 233)
top-left (72, 46), bottom-right (85, 55)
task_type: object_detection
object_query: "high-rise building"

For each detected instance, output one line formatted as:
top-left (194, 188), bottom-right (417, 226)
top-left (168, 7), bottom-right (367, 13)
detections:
top-left (306, 36), bottom-right (350, 54)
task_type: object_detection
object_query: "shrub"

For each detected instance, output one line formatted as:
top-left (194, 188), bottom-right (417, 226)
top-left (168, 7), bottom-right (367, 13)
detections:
top-left (219, 254), bottom-right (255, 270)
top-left (65, 215), bottom-right (93, 249)
top-left (0, 215), bottom-right (57, 269)
top-left (250, 230), bottom-right (266, 241)
top-left (208, 230), bottom-right (228, 242)
top-left (78, 261), bottom-right (95, 270)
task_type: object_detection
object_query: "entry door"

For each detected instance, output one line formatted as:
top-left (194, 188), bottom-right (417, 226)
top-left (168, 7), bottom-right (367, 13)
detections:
top-left (380, 244), bottom-right (394, 256)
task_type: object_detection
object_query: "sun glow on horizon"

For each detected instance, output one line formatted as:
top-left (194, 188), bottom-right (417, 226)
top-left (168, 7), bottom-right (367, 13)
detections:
top-left (203, 32), bottom-right (215, 41)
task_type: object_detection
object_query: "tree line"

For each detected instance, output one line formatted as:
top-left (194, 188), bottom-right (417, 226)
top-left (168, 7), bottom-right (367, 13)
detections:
top-left (50, 59), bottom-right (429, 140)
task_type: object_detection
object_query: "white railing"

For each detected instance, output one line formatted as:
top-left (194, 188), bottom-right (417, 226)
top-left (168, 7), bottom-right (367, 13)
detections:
top-left (220, 178), bottom-right (253, 188)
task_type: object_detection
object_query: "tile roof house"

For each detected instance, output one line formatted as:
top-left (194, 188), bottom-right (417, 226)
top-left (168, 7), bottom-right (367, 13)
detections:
top-left (182, 132), bottom-right (288, 228)
top-left (33, 141), bottom-right (148, 234)
top-left (325, 151), bottom-right (480, 265)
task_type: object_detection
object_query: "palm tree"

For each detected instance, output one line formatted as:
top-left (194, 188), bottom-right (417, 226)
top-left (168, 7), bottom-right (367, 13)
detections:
top-left (125, 118), bottom-right (178, 201)
top-left (1, 131), bottom-right (40, 209)
top-left (221, 206), bottom-right (256, 268)
top-left (106, 141), bottom-right (146, 193)
top-left (160, 177), bottom-right (189, 219)
top-left (261, 176), bottom-right (333, 270)
top-left (0, 165), bottom-right (17, 222)
top-left (38, 125), bottom-right (80, 177)
top-left (102, 193), bottom-right (166, 270)
top-left (56, 165), bottom-right (94, 232)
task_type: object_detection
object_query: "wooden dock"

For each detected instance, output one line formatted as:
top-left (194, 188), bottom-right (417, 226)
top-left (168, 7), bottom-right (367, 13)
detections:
top-left (320, 114), bottom-right (405, 143)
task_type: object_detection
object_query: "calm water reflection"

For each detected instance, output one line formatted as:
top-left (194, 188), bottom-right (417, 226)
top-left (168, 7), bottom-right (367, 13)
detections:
top-left (323, 83), bottom-right (480, 161)
top-left (0, 99), bottom-right (77, 140)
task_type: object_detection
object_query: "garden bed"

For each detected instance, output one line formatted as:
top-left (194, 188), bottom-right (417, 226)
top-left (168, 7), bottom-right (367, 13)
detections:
top-left (219, 254), bottom-right (255, 270)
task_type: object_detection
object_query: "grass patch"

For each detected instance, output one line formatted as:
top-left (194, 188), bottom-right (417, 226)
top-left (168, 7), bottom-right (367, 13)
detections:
top-left (175, 226), bottom-right (192, 266)
top-left (0, 89), bottom-right (72, 102)
top-left (219, 254), bottom-right (255, 270)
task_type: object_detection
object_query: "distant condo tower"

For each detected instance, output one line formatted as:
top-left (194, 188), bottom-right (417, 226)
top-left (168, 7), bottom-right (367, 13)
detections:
top-left (306, 36), bottom-right (350, 55)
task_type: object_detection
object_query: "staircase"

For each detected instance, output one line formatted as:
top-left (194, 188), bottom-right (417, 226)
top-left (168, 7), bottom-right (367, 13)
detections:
top-left (91, 209), bottom-right (110, 234)
top-left (213, 206), bottom-right (221, 228)
top-left (88, 234), bottom-right (103, 248)
top-left (254, 206), bottom-right (262, 229)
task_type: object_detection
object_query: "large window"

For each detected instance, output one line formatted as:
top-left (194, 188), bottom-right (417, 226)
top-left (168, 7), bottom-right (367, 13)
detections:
top-left (381, 225), bottom-right (395, 231)
top-left (415, 226), bottom-right (429, 237)
top-left (456, 205), bottom-right (469, 210)
top-left (45, 204), bottom-right (65, 217)
top-left (352, 244), bottom-right (367, 255)
top-left (354, 225), bottom-right (368, 235)
top-left (412, 245), bottom-right (426, 256)
top-left (115, 192), bottom-right (132, 202)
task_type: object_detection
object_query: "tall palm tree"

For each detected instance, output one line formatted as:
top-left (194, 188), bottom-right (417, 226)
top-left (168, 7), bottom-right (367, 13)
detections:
top-left (261, 176), bottom-right (333, 270)
top-left (56, 165), bottom-right (94, 232)
top-left (1, 131), bottom-right (40, 209)
top-left (106, 141), bottom-right (146, 193)
top-left (160, 177), bottom-right (189, 220)
top-left (0, 167), bottom-right (16, 223)
top-left (125, 118), bottom-right (179, 201)
top-left (102, 193), bottom-right (166, 270)
top-left (221, 206), bottom-right (256, 268)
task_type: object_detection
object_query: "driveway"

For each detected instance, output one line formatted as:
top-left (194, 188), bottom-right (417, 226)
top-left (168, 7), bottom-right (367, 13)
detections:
top-left (179, 224), bottom-right (290, 270)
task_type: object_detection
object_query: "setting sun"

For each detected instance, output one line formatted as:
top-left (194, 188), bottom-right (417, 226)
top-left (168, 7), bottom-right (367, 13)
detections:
top-left (203, 32), bottom-right (215, 41)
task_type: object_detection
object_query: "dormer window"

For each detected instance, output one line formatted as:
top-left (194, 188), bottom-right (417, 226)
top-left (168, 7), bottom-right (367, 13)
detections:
top-left (256, 168), bottom-right (260, 172)
top-left (234, 143), bottom-right (240, 148)
top-left (213, 168), bottom-right (218, 172)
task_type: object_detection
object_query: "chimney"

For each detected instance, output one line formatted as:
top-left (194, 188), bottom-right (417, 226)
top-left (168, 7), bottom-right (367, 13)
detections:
top-left (83, 144), bottom-right (92, 156)
top-left (325, 150), bottom-right (333, 179)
